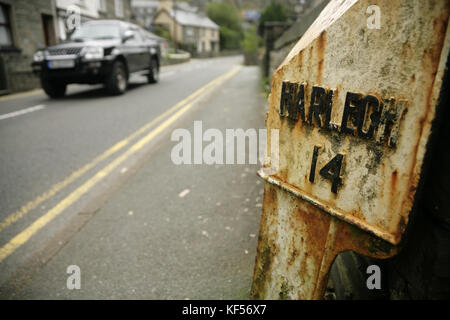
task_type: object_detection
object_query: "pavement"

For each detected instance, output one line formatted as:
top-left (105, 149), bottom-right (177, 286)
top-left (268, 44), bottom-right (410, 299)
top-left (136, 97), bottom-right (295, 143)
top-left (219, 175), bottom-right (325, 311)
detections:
top-left (0, 56), bottom-right (268, 299)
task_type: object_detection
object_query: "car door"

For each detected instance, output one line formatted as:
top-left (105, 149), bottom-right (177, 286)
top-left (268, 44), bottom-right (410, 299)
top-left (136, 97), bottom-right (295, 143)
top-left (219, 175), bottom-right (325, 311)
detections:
top-left (138, 28), bottom-right (152, 70)
top-left (122, 27), bottom-right (143, 72)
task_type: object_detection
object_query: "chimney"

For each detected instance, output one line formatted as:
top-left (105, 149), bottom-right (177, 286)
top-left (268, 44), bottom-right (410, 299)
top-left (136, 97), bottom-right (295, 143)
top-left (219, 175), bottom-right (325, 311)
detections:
top-left (158, 0), bottom-right (173, 13)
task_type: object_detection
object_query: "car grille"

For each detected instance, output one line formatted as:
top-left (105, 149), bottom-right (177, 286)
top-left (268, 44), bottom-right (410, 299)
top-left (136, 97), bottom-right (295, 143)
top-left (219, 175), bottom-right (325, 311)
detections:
top-left (47, 47), bottom-right (82, 56)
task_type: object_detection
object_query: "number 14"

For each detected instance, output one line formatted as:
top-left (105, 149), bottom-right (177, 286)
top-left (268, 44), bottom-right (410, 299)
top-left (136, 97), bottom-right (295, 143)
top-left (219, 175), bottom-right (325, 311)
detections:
top-left (309, 146), bottom-right (344, 194)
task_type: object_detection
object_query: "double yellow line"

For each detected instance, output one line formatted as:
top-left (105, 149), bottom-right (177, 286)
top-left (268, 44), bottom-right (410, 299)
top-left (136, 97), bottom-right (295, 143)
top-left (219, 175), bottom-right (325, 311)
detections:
top-left (0, 65), bottom-right (242, 264)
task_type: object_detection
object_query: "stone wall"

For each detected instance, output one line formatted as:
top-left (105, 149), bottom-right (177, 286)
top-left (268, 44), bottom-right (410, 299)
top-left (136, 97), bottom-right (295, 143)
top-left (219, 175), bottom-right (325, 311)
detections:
top-left (0, 0), bottom-right (54, 94)
top-left (99, 0), bottom-right (133, 21)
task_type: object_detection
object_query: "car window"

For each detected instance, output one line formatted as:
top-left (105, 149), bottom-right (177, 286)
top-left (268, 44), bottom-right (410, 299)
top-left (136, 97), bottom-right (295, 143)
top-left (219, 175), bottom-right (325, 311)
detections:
top-left (139, 28), bottom-right (148, 42)
top-left (134, 30), bottom-right (144, 43)
top-left (70, 23), bottom-right (121, 40)
top-left (125, 27), bottom-right (143, 43)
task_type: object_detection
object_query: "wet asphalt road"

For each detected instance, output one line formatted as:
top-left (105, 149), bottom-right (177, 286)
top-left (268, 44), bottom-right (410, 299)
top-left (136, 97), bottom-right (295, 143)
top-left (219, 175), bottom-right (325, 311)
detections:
top-left (0, 56), bottom-right (267, 299)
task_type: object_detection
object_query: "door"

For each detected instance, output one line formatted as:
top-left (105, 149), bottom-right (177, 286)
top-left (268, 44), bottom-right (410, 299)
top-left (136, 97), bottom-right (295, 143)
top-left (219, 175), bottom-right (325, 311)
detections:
top-left (41, 14), bottom-right (56, 46)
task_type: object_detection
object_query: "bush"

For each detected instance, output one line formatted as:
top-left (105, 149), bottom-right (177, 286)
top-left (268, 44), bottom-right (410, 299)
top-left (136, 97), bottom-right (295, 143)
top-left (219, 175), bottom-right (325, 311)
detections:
top-left (242, 28), bottom-right (260, 54)
top-left (154, 25), bottom-right (172, 41)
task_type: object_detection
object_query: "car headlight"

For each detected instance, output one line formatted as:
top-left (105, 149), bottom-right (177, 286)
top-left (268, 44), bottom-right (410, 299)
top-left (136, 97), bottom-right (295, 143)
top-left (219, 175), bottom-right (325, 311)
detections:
top-left (33, 51), bottom-right (45, 62)
top-left (81, 46), bottom-right (104, 60)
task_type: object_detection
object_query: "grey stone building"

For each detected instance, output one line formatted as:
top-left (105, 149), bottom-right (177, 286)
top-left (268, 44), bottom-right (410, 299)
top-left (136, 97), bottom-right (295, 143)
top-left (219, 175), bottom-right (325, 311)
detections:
top-left (56, 0), bottom-right (133, 41)
top-left (100, 0), bottom-right (133, 20)
top-left (92, 0), bottom-right (133, 21)
top-left (0, 0), bottom-right (57, 95)
top-left (131, 0), bottom-right (158, 30)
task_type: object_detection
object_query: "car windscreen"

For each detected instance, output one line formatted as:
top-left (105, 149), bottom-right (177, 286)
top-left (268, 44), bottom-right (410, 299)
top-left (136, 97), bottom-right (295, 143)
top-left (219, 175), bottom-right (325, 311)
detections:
top-left (70, 23), bottom-right (121, 41)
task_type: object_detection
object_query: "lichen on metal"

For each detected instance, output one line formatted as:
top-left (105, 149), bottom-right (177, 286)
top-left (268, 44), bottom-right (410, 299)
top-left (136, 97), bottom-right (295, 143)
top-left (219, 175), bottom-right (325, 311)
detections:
top-left (252, 0), bottom-right (450, 300)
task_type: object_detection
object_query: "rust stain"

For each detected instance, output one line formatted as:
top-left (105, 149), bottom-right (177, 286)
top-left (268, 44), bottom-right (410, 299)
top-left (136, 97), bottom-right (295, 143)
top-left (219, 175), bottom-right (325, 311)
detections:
top-left (296, 50), bottom-right (304, 69)
top-left (259, 171), bottom-right (400, 244)
top-left (251, 184), bottom-right (279, 299)
top-left (397, 215), bottom-right (408, 236)
top-left (332, 219), bottom-right (397, 259)
top-left (349, 206), bottom-right (363, 220)
top-left (278, 166), bottom-right (290, 184)
top-left (390, 170), bottom-right (398, 193)
top-left (287, 236), bottom-right (298, 266)
top-left (400, 10), bottom-right (448, 235)
top-left (389, 170), bottom-right (399, 219)
top-left (316, 31), bottom-right (327, 83)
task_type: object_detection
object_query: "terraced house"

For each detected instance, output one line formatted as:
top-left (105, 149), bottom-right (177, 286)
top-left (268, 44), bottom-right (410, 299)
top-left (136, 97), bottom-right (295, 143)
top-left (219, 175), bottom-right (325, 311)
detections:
top-left (152, 0), bottom-right (219, 55)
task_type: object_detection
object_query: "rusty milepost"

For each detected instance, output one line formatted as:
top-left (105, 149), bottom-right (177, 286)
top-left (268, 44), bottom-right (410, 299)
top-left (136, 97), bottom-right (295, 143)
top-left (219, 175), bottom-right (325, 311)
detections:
top-left (252, 0), bottom-right (450, 299)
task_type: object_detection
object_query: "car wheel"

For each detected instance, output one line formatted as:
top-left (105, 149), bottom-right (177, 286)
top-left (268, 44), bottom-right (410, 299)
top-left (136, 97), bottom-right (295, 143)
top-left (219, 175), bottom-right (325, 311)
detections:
top-left (41, 79), bottom-right (67, 99)
top-left (106, 60), bottom-right (128, 95)
top-left (147, 58), bottom-right (159, 84)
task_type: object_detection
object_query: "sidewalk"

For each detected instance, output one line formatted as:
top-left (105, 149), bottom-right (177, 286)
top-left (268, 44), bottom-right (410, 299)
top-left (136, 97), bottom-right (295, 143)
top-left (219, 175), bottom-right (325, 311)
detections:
top-left (10, 66), bottom-right (267, 299)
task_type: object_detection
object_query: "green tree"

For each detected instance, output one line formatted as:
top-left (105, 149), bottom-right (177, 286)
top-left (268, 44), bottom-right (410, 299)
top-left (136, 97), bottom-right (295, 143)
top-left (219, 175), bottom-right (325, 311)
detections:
top-left (258, 0), bottom-right (288, 35)
top-left (207, 2), bottom-right (243, 50)
top-left (219, 26), bottom-right (242, 50)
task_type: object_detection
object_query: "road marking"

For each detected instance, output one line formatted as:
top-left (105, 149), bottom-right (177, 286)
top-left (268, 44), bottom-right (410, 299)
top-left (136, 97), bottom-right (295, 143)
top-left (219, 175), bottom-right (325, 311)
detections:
top-left (0, 105), bottom-right (46, 121)
top-left (0, 140), bottom-right (127, 233)
top-left (0, 102), bottom-right (193, 263)
top-left (0, 66), bottom-right (241, 234)
top-left (0, 66), bottom-right (241, 263)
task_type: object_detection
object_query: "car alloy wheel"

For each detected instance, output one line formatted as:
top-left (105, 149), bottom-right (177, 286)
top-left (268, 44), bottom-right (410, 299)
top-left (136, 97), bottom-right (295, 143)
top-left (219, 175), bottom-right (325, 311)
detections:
top-left (116, 66), bottom-right (127, 92)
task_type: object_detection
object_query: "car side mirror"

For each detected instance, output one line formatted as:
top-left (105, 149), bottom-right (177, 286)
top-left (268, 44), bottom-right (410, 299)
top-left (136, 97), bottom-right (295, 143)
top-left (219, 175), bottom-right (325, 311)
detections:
top-left (122, 30), bottom-right (135, 43)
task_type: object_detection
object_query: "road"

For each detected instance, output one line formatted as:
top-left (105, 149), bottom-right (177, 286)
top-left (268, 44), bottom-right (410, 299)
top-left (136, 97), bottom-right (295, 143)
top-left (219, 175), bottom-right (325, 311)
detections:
top-left (0, 56), bottom-right (267, 299)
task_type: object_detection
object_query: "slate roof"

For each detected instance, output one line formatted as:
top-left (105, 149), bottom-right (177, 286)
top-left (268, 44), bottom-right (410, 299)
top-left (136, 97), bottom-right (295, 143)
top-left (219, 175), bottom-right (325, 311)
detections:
top-left (169, 9), bottom-right (219, 29)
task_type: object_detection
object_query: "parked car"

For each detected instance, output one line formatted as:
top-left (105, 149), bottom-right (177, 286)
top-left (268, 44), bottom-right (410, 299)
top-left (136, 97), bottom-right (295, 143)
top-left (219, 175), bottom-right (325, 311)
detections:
top-left (32, 20), bottom-right (161, 98)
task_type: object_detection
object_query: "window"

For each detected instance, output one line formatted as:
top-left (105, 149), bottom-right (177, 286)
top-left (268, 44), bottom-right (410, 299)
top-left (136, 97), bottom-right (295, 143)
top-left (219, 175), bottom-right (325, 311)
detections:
top-left (0, 4), bottom-right (13, 47)
top-left (70, 23), bottom-right (121, 40)
top-left (185, 26), bottom-right (194, 37)
top-left (115, 0), bottom-right (124, 18)
top-left (97, 0), bottom-right (107, 12)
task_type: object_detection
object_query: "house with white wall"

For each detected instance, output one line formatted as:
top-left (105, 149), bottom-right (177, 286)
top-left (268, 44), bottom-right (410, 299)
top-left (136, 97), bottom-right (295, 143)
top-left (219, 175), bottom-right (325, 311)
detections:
top-left (152, 0), bottom-right (219, 55)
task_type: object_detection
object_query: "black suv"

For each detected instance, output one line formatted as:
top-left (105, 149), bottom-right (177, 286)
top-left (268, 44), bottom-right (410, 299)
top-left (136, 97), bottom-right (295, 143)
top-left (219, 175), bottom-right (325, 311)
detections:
top-left (32, 20), bottom-right (161, 98)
